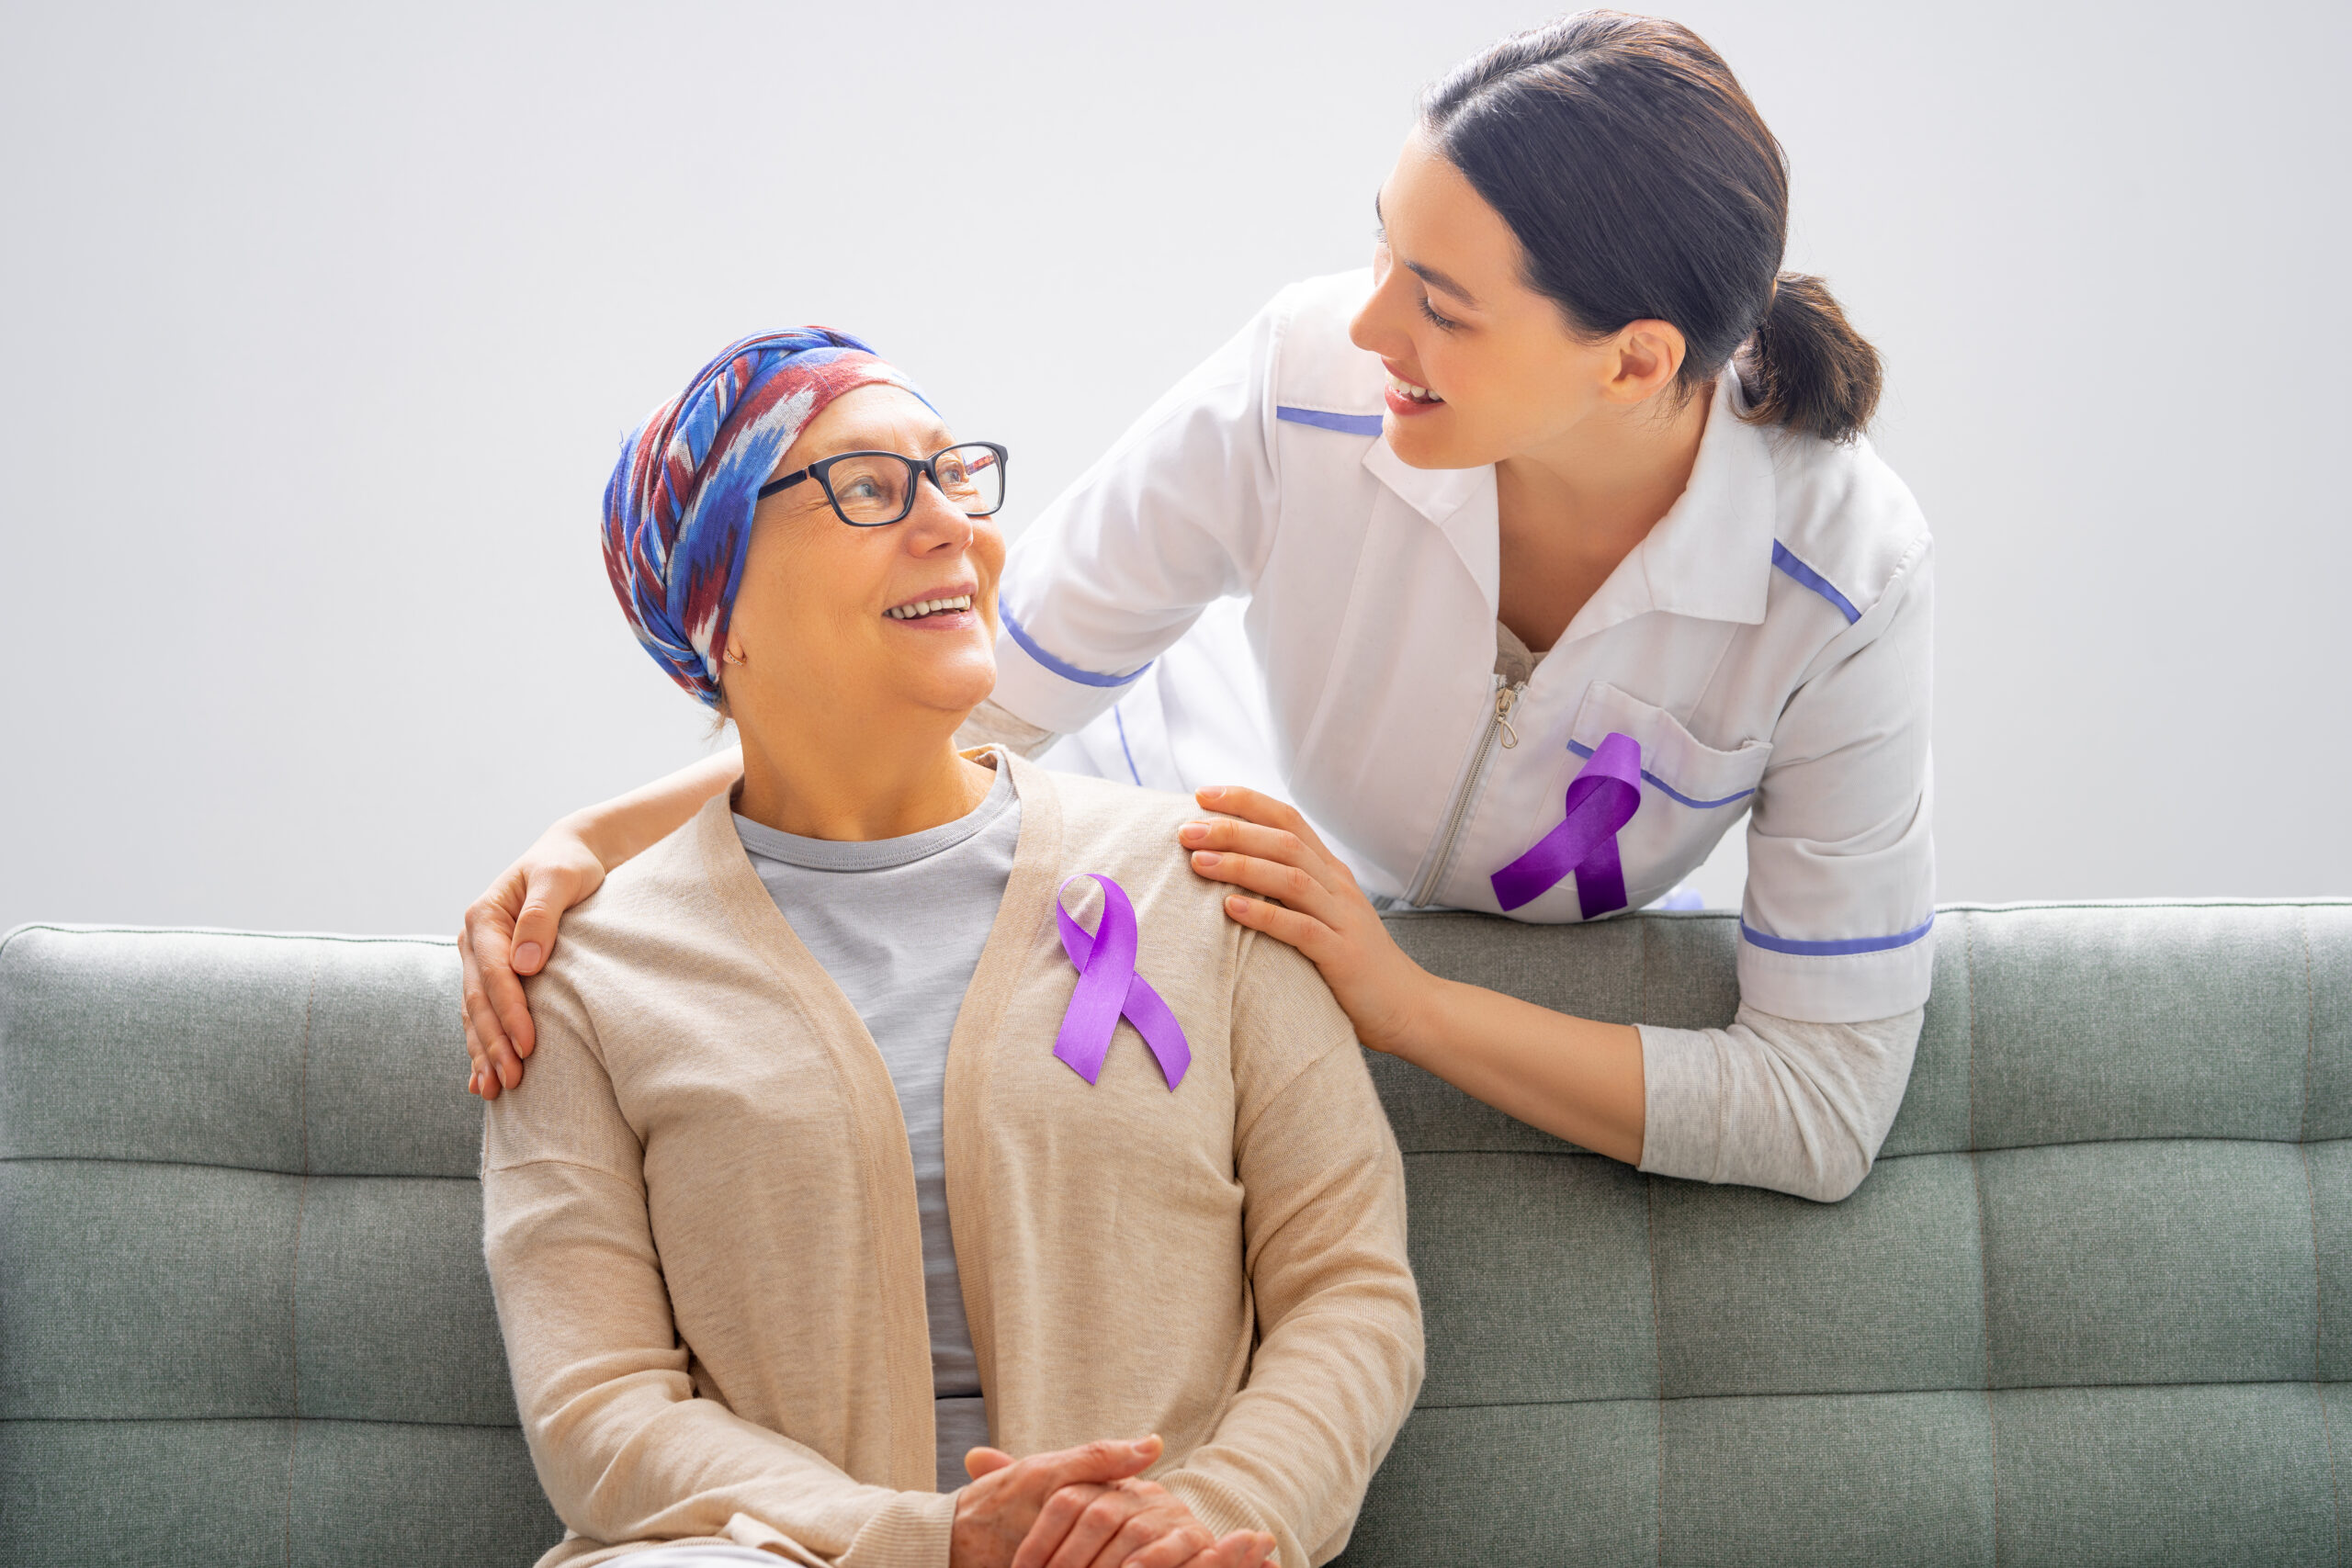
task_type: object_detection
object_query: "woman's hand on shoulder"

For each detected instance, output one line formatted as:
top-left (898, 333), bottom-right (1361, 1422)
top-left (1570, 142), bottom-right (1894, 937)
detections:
top-left (459, 824), bottom-right (605, 1100)
top-left (1180, 786), bottom-right (1437, 1056)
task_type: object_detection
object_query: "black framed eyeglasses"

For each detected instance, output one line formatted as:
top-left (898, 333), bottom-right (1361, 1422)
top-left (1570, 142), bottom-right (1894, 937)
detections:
top-left (757, 442), bottom-right (1009, 527)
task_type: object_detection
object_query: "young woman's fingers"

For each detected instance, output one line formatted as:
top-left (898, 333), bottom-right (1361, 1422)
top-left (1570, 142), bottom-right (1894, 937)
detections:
top-left (1177, 819), bottom-right (1323, 881)
top-left (511, 865), bottom-right (572, 977)
top-left (1194, 784), bottom-right (1338, 862)
top-left (481, 948), bottom-right (537, 1076)
top-left (461, 986), bottom-right (512, 1099)
top-left (461, 885), bottom-right (537, 1075)
top-left (1216, 892), bottom-right (1341, 964)
top-left (458, 931), bottom-right (503, 1074)
top-left (1186, 850), bottom-right (1340, 927)
top-left (458, 936), bottom-right (526, 1099)
top-left (484, 976), bottom-right (530, 1087)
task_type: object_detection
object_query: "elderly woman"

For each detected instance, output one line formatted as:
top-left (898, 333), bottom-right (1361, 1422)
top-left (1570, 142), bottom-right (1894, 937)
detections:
top-left (482, 330), bottom-right (1422, 1568)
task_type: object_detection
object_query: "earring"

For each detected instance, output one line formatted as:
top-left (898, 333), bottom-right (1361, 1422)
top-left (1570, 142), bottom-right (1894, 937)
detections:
top-left (722, 645), bottom-right (749, 666)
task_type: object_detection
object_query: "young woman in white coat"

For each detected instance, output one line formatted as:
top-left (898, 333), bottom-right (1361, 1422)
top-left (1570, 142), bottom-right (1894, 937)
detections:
top-left (462, 12), bottom-right (1935, 1204)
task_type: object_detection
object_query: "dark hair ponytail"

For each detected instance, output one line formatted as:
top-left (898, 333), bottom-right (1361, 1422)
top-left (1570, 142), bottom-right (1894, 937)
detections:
top-left (1744, 273), bottom-right (1882, 442)
top-left (1422, 11), bottom-right (1883, 444)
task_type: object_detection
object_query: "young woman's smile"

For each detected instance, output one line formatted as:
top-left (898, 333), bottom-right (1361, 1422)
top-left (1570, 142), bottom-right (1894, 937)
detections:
top-left (1382, 359), bottom-right (1446, 417)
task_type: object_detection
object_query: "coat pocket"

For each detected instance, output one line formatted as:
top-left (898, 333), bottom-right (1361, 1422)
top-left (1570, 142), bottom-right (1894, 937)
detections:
top-left (1566, 682), bottom-right (1770, 810)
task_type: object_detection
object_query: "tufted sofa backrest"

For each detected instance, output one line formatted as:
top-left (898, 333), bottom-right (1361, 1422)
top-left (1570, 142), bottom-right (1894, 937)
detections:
top-left (0, 927), bottom-right (558, 1562)
top-left (1348, 902), bottom-right (2352, 1567)
top-left (3, 904), bottom-right (2347, 1566)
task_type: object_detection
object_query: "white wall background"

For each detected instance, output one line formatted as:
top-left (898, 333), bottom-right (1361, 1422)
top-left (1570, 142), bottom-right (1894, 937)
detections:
top-left (3, 0), bottom-right (2346, 937)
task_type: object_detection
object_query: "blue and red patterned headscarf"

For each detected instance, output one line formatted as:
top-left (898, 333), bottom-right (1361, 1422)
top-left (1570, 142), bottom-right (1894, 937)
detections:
top-left (602, 328), bottom-right (930, 706)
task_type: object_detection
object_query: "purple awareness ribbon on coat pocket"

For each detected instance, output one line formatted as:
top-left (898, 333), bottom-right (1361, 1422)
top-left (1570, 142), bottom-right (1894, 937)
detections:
top-left (1053, 874), bottom-right (1192, 1089)
top-left (1488, 732), bottom-right (1643, 916)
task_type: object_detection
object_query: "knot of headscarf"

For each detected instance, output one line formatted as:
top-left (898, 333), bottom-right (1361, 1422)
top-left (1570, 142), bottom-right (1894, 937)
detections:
top-left (601, 328), bottom-right (929, 705)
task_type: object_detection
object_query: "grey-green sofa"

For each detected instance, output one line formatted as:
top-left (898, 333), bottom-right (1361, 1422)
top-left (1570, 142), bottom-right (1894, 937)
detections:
top-left (3, 902), bottom-right (2347, 1565)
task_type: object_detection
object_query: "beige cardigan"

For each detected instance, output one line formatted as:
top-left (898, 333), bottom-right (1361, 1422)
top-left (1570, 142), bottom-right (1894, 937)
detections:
top-left (482, 753), bottom-right (1422, 1568)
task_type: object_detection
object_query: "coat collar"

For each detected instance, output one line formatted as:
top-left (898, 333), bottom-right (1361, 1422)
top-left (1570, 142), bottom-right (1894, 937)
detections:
top-left (1361, 436), bottom-right (1498, 606)
top-left (1362, 370), bottom-right (1777, 635)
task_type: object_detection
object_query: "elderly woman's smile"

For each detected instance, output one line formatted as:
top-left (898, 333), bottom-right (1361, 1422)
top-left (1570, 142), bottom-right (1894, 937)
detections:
top-left (883, 587), bottom-right (979, 626)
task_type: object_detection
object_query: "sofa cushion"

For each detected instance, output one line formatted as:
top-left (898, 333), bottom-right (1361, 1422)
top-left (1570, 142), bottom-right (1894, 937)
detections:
top-left (5, 903), bottom-right (2348, 1566)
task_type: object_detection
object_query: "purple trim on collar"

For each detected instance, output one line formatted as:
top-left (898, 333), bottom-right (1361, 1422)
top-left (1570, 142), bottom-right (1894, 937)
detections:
top-left (1276, 406), bottom-right (1385, 436)
top-left (1770, 542), bottom-right (1862, 625)
top-left (1740, 915), bottom-right (1937, 957)
top-left (1000, 604), bottom-right (1149, 690)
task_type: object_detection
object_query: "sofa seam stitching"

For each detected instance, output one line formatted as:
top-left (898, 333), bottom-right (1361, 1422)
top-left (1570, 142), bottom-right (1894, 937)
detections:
top-left (285, 955), bottom-right (315, 1568)
top-left (2305, 905), bottom-right (2319, 1150)
top-left (2307, 913), bottom-right (2326, 1386)
top-left (2306, 908), bottom-right (2340, 1567)
top-left (1645, 1172), bottom-right (1665, 1568)
top-left (14, 902), bottom-right (2347, 959)
top-left (0, 1413), bottom-right (529, 1429)
top-left (0, 922), bottom-right (456, 951)
top-left (1965, 912), bottom-right (1998, 1568)
top-left (31, 1382), bottom-right (2352, 1424)
top-left (2324, 1381), bottom-right (2346, 1568)
top-left (33, 1135), bottom-right (2334, 1178)
top-left (1636, 917), bottom-right (1664, 1568)
top-left (0, 1155), bottom-right (479, 1179)
top-left (1407, 1378), bottom-right (2352, 1409)
top-left (1393, 1134), bottom-right (2352, 1162)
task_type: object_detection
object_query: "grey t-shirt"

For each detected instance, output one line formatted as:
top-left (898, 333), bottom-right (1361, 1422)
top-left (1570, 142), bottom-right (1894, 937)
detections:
top-left (735, 761), bottom-right (1019, 1493)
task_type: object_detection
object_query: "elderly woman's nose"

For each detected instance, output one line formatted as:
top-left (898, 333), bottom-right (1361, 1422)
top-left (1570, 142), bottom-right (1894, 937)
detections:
top-left (901, 479), bottom-right (976, 549)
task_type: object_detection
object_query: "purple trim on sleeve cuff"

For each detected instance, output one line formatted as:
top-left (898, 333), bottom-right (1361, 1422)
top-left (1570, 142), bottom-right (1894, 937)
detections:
top-left (999, 604), bottom-right (1149, 690)
top-left (1566, 738), bottom-right (1757, 809)
top-left (1740, 915), bottom-right (1937, 957)
top-left (1276, 405), bottom-right (1386, 436)
top-left (1770, 541), bottom-right (1862, 625)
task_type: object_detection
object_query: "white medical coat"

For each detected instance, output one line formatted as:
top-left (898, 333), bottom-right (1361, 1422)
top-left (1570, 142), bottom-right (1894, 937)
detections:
top-left (993, 271), bottom-right (1935, 1024)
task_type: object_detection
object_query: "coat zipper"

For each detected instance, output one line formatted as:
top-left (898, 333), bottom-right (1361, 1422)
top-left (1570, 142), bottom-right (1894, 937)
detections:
top-left (1406, 678), bottom-right (1525, 908)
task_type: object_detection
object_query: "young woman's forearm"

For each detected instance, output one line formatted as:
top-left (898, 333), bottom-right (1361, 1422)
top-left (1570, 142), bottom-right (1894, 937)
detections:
top-left (1396, 980), bottom-right (1647, 1166)
top-left (571, 747), bottom-right (744, 871)
top-left (1637, 1006), bottom-right (1923, 1202)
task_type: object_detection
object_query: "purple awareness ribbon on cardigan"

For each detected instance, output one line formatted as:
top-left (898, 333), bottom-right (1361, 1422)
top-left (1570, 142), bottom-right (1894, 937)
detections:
top-left (1053, 874), bottom-right (1192, 1090)
top-left (1489, 732), bottom-right (1644, 916)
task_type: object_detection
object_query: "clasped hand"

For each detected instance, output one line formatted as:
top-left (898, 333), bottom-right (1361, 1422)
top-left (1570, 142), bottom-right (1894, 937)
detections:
top-left (952, 1437), bottom-right (1274, 1568)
